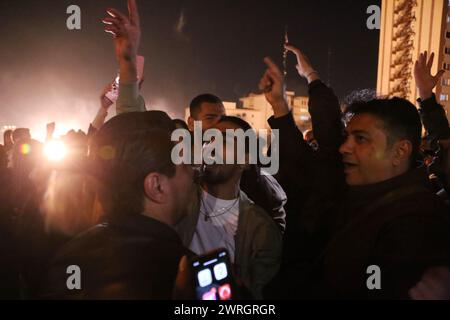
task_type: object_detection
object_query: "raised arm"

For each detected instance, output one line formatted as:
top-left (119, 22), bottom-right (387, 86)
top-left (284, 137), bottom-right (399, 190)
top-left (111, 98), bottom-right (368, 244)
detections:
top-left (414, 51), bottom-right (450, 140)
top-left (91, 83), bottom-right (114, 132)
top-left (259, 57), bottom-right (313, 181)
top-left (285, 44), bottom-right (343, 153)
top-left (102, 0), bottom-right (146, 114)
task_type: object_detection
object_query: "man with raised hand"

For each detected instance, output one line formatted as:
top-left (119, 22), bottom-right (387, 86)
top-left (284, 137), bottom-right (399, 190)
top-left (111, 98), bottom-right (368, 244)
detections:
top-left (103, 0), bottom-right (146, 114)
top-left (414, 51), bottom-right (450, 199)
top-left (261, 46), bottom-right (450, 299)
top-left (414, 51), bottom-right (450, 142)
top-left (260, 49), bottom-right (345, 267)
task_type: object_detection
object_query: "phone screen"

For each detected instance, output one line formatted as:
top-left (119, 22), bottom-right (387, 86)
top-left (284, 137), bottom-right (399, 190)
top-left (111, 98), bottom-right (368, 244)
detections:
top-left (192, 248), bottom-right (234, 301)
top-left (105, 75), bottom-right (120, 103)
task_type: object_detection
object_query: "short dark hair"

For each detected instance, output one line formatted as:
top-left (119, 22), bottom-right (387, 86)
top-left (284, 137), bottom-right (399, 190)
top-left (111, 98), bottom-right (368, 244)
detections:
top-left (189, 94), bottom-right (222, 118)
top-left (90, 111), bottom-right (176, 216)
top-left (173, 119), bottom-right (189, 130)
top-left (219, 116), bottom-right (252, 131)
top-left (3, 130), bottom-right (12, 143)
top-left (345, 97), bottom-right (422, 167)
top-left (218, 116), bottom-right (254, 155)
top-left (12, 128), bottom-right (31, 143)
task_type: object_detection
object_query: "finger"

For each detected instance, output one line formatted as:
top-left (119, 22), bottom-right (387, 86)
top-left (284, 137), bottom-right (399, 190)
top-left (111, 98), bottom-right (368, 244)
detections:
top-left (107, 8), bottom-right (129, 23)
top-left (258, 80), bottom-right (268, 92)
top-left (415, 280), bottom-right (437, 299)
top-left (263, 57), bottom-right (283, 79)
top-left (260, 71), bottom-right (274, 92)
top-left (418, 52), bottom-right (425, 67)
top-left (285, 44), bottom-right (306, 66)
top-left (267, 68), bottom-right (281, 83)
top-left (409, 287), bottom-right (425, 300)
top-left (104, 25), bottom-right (119, 37)
top-left (422, 271), bottom-right (444, 290)
top-left (128, 0), bottom-right (140, 26)
top-left (427, 52), bottom-right (435, 70)
top-left (431, 266), bottom-right (450, 280)
top-left (434, 70), bottom-right (445, 81)
top-left (259, 71), bottom-right (271, 85)
top-left (258, 72), bottom-right (272, 92)
top-left (102, 17), bottom-right (122, 27)
top-left (285, 44), bottom-right (300, 55)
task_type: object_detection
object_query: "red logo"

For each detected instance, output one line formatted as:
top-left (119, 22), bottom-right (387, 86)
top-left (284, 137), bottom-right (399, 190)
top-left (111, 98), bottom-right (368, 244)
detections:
top-left (218, 284), bottom-right (232, 300)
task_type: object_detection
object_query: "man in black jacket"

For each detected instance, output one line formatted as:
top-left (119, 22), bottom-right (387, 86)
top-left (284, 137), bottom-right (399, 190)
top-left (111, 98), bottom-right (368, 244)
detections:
top-left (261, 45), bottom-right (450, 299)
top-left (43, 110), bottom-right (195, 299)
top-left (42, 1), bottom-right (196, 299)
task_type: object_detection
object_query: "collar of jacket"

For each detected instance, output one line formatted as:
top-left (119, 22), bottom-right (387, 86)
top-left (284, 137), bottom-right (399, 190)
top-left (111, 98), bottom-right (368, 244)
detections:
top-left (346, 167), bottom-right (431, 211)
top-left (102, 213), bottom-right (182, 244)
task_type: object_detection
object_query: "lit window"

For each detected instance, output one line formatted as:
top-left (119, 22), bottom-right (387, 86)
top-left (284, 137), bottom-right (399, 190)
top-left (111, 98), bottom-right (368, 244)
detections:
top-left (440, 94), bottom-right (449, 101)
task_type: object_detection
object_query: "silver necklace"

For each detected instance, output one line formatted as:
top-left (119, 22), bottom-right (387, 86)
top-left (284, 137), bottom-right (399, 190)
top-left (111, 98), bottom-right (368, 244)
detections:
top-left (200, 196), bottom-right (239, 221)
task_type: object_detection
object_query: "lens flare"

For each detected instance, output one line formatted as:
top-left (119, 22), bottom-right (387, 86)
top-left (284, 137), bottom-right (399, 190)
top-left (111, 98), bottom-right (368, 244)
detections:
top-left (44, 140), bottom-right (67, 161)
top-left (20, 144), bottom-right (31, 155)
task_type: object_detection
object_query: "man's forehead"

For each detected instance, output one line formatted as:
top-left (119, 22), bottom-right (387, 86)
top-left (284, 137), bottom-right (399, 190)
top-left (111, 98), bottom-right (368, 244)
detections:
top-left (215, 121), bottom-right (240, 131)
top-left (346, 113), bottom-right (384, 134)
top-left (199, 102), bottom-right (225, 114)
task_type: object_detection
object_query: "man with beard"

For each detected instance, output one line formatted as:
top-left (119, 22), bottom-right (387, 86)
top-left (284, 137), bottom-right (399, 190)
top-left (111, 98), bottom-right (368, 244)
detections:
top-left (176, 116), bottom-right (282, 299)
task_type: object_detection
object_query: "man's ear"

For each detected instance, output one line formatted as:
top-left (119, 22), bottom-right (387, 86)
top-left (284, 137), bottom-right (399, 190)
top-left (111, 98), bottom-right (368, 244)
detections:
top-left (187, 116), bottom-right (194, 131)
top-left (144, 172), bottom-right (167, 203)
top-left (393, 140), bottom-right (413, 166)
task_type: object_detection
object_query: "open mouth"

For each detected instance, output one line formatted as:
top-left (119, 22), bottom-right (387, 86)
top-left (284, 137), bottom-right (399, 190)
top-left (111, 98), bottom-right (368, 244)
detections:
top-left (343, 161), bottom-right (358, 172)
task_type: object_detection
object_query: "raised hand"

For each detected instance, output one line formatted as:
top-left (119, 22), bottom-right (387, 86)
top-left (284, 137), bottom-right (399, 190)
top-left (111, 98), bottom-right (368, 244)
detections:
top-left (102, 0), bottom-right (141, 63)
top-left (100, 82), bottom-right (114, 109)
top-left (409, 266), bottom-right (450, 300)
top-left (414, 51), bottom-right (445, 100)
top-left (258, 57), bottom-right (289, 117)
top-left (284, 44), bottom-right (319, 84)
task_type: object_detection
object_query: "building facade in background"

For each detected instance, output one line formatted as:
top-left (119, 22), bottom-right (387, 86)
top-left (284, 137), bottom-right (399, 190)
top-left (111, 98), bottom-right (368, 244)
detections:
top-left (377, 0), bottom-right (449, 121)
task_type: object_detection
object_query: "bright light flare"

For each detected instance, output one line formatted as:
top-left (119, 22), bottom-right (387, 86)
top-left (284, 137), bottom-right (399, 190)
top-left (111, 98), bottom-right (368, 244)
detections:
top-left (44, 140), bottom-right (67, 161)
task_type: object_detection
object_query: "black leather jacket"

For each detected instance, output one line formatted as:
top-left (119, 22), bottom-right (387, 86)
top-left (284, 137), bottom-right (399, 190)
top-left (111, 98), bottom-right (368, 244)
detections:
top-left (42, 214), bottom-right (187, 299)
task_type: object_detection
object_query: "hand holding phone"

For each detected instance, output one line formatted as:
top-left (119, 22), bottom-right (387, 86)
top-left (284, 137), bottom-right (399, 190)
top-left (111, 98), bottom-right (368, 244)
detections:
top-left (191, 248), bottom-right (236, 301)
top-left (104, 55), bottom-right (145, 103)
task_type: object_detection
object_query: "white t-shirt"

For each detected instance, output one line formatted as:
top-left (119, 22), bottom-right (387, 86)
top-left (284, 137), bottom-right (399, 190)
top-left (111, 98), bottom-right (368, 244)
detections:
top-left (189, 189), bottom-right (240, 262)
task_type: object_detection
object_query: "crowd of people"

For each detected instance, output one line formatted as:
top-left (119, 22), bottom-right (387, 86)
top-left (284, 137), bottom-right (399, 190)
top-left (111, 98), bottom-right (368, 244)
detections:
top-left (0, 0), bottom-right (450, 300)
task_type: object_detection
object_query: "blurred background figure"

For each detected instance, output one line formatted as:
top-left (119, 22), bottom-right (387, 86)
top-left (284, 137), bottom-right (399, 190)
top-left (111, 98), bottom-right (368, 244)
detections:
top-left (12, 128), bottom-right (31, 144)
top-left (173, 119), bottom-right (189, 130)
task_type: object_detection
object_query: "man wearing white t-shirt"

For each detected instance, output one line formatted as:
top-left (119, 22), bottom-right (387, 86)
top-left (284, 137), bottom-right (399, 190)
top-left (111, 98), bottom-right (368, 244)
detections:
top-left (176, 116), bottom-right (282, 299)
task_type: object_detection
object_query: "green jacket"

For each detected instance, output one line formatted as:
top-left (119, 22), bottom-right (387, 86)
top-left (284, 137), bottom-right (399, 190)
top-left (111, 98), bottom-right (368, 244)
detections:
top-left (175, 187), bottom-right (282, 299)
top-left (117, 82), bottom-right (146, 114)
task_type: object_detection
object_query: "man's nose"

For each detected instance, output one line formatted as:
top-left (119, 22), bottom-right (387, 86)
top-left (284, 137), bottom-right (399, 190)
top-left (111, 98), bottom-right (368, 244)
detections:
top-left (339, 137), bottom-right (353, 155)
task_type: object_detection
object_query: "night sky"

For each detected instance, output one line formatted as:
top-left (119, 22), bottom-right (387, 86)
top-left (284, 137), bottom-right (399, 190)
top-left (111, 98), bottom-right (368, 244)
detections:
top-left (0, 0), bottom-right (381, 140)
